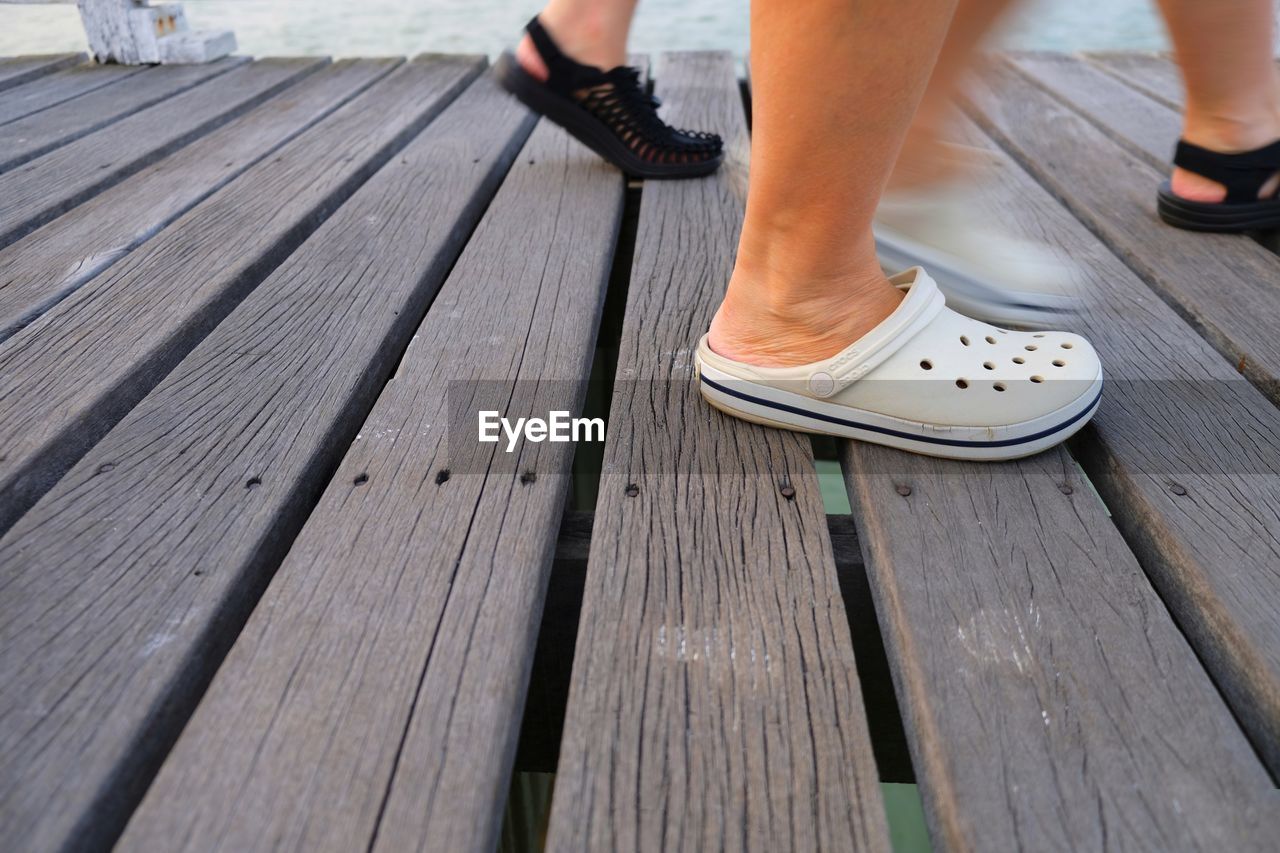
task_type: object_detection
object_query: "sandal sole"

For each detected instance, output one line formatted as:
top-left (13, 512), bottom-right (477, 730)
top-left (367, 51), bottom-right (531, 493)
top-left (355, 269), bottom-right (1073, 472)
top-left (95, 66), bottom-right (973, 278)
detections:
top-left (697, 361), bottom-right (1104, 462)
top-left (1157, 182), bottom-right (1280, 232)
top-left (493, 51), bottom-right (723, 180)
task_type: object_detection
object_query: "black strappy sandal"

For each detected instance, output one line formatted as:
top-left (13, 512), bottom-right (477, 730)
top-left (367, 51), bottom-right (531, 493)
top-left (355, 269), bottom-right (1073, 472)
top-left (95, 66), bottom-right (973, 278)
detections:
top-left (493, 16), bottom-right (724, 179)
top-left (1157, 138), bottom-right (1280, 231)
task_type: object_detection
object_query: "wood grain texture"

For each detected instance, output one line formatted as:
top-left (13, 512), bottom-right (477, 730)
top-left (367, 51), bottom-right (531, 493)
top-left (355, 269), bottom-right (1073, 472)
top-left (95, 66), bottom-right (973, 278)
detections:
top-left (0, 72), bottom-right (531, 853)
top-left (0, 53), bottom-right (84, 92)
top-left (1005, 52), bottom-right (1177, 167)
top-left (1084, 52), bottom-right (1184, 108)
top-left (0, 58), bottom-right (399, 342)
top-left (0, 57), bottom-right (245, 172)
top-left (985, 58), bottom-right (1280, 403)
top-left (0, 60), bottom-right (141, 126)
top-left (954, 94), bottom-right (1280, 778)
top-left (519, 512), bottom-right (917, 782)
top-left (121, 103), bottom-right (622, 853)
top-left (0, 57), bottom-right (319, 249)
top-left (842, 445), bottom-right (1278, 852)
top-left (545, 53), bottom-right (890, 852)
top-left (0, 57), bottom-right (481, 538)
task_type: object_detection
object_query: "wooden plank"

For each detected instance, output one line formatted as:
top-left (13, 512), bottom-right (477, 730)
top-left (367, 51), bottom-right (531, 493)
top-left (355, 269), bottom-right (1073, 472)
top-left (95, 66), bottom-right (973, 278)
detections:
top-left (0, 57), bottom-right (246, 172)
top-left (0, 61), bottom-right (142, 126)
top-left (962, 78), bottom-right (1280, 778)
top-left (971, 60), bottom-right (1280, 413)
top-left (1006, 52), bottom-right (1177, 167)
top-left (0, 71), bottom-right (534, 853)
top-left (0, 53), bottom-right (83, 92)
top-left (0, 58), bottom-right (319, 248)
top-left (0, 58), bottom-right (399, 342)
top-left (545, 53), bottom-right (890, 852)
top-left (120, 99), bottom-right (621, 853)
top-left (842, 444), bottom-right (1277, 850)
top-left (1084, 52), bottom-right (1184, 108)
top-left (517, 512), bottom-right (917, 783)
top-left (0, 57), bottom-right (481, 537)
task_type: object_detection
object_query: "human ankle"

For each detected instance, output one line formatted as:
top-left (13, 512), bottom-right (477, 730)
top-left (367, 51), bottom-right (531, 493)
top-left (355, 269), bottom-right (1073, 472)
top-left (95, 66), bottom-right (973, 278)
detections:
top-left (887, 131), bottom-right (978, 194)
top-left (707, 269), bottom-right (902, 368)
top-left (1182, 92), bottom-right (1280, 153)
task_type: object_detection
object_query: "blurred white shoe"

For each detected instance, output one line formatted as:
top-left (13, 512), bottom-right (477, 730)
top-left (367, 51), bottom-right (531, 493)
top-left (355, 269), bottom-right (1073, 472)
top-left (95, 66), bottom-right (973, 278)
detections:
top-left (875, 181), bottom-right (1084, 329)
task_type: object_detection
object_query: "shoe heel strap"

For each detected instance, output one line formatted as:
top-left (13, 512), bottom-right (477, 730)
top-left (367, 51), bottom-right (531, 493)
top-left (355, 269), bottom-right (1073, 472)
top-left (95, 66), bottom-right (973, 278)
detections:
top-left (525, 16), bottom-right (606, 95)
top-left (810, 270), bottom-right (946, 397)
top-left (1173, 138), bottom-right (1280, 204)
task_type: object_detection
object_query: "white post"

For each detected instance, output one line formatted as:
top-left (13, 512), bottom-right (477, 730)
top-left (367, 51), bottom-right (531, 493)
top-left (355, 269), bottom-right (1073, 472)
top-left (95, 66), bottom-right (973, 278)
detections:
top-left (75, 0), bottom-right (235, 64)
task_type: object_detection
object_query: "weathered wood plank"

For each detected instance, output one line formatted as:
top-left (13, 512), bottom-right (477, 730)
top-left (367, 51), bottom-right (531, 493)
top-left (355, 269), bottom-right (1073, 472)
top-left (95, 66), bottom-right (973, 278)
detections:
top-left (0, 58), bottom-right (398, 342)
top-left (122, 103), bottom-right (621, 853)
top-left (0, 57), bottom-right (321, 248)
top-left (0, 60), bottom-right (142, 126)
top-left (1006, 52), bottom-right (1177, 167)
top-left (961, 82), bottom-right (1280, 778)
top-left (545, 52), bottom-right (890, 852)
top-left (842, 445), bottom-right (1277, 851)
top-left (0, 72), bottom-right (534, 853)
top-left (0, 53), bottom-right (84, 92)
top-left (1084, 52), bottom-right (1184, 108)
top-left (0, 56), bottom-right (246, 171)
top-left (0, 57), bottom-right (481, 537)
top-left (518, 512), bottom-right (917, 782)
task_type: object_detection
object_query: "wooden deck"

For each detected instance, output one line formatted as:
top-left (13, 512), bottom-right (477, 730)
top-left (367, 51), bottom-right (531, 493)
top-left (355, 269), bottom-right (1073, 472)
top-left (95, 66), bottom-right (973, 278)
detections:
top-left (0, 51), bottom-right (1278, 852)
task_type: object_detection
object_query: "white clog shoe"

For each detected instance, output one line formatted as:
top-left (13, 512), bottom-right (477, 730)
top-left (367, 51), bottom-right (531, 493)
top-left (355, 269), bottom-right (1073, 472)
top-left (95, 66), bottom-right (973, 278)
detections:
top-left (696, 267), bottom-right (1102, 461)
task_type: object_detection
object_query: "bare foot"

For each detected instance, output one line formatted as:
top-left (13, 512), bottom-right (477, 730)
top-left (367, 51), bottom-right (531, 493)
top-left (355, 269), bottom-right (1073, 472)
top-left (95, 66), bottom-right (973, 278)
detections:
top-left (516, 35), bottom-right (549, 82)
top-left (707, 272), bottom-right (904, 367)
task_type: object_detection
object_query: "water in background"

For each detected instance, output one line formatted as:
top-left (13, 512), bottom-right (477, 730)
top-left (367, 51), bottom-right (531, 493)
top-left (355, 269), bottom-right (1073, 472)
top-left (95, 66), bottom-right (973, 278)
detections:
top-left (1, 0), bottom-right (1168, 58)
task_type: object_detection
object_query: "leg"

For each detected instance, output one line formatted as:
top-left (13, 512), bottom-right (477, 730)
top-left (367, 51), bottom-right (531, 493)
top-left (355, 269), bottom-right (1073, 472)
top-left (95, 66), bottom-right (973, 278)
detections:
top-left (709, 0), bottom-right (959, 367)
top-left (891, 0), bottom-right (1019, 190)
top-left (1160, 0), bottom-right (1280, 201)
top-left (517, 0), bottom-right (638, 81)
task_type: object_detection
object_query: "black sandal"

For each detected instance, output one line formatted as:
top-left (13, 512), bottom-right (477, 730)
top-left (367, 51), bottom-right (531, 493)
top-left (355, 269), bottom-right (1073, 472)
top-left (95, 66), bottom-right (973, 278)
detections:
top-left (493, 16), bottom-right (723, 179)
top-left (1157, 138), bottom-right (1280, 231)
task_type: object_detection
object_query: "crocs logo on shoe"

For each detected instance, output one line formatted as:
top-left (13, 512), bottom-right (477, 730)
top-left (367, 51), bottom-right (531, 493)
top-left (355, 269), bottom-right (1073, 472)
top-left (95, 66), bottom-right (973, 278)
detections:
top-left (826, 348), bottom-right (863, 372)
top-left (809, 372), bottom-right (836, 397)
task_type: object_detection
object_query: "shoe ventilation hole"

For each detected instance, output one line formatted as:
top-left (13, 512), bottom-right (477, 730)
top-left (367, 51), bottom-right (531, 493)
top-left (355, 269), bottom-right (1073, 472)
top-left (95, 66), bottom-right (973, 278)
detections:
top-left (993, 382), bottom-right (1006, 392)
top-left (920, 359), bottom-right (933, 370)
top-left (1033, 333), bottom-right (1045, 338)
top-left (1061, 342), bottom-right (1073, 349)
top-left (985, 335), bottom-right (997, 344)
top-left (983, 361), bottom-right (994, 370)
top-left (956, 378), bottom-right (969, 389)
top-left (1013, 356), bottom-right (1026, 364)
top-left (1053, 359), bottom-right (1066, 367)
top-left (960, 335), bottom-right (970, 346)
top-left (1025, 344), bottom-right (1038, 351)
top-left (1031, 375), bottom-right (1044, 383)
